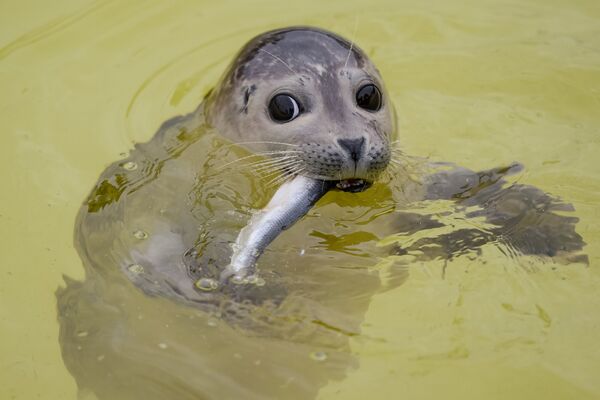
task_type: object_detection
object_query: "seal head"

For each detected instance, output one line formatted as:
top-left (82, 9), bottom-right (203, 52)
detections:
top-left (206, 27), bottom-right (395, 190)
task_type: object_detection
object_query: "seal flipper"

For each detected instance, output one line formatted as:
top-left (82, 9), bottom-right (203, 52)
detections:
top-left (392, 163), bottom-right (587, 264)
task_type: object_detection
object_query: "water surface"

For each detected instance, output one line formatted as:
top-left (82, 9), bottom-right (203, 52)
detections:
top-left (1, 0), bottom-right (600, 399)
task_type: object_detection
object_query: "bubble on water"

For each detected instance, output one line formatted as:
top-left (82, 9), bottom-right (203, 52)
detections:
top-left (231, 275), bottom-right (247, 285)
top-left (127, 264), bottom-right (144, 274)
top-left (207, 319), bottom-right (217, 327)
top-left (310, 351), bottom-right (328, 362)
top-left (195, 278), bottom-right (219, 291)
top-left (133, 230), bottom-right (148, 240)
top-left (122, 161), bottom-right (138, 171)
top-left (246, 274), bottom-right (266, 287)
top-left (158, 343), bottom-right (168, 350)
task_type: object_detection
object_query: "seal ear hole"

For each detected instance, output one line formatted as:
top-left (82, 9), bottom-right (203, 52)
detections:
top-left (268, 94), bottom-right (302, 123)
top-left (356, 84), bottom-right (382, 112)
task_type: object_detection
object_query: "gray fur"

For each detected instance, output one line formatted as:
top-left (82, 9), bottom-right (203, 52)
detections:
top-left (206, 27), bottom-right (395, 181)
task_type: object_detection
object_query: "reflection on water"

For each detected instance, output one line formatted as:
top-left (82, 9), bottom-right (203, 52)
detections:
top-left (57, 99), bottom-right (584, 398)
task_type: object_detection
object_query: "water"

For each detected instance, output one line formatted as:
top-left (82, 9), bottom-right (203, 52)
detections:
top-left (1, 0), bottom-right (600, 399)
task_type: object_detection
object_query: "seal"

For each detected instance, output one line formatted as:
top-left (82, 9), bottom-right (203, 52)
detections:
top-left (57, 26), bottom-right (586, 399)
top-left (66, 26), bottom-right (586, 307)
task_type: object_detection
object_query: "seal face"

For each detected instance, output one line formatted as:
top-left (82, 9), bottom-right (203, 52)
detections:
top-left (206, 27), bottom-right (396, 190)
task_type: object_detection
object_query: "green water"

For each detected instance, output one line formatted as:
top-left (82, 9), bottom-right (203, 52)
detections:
top-left (1, 0), bottom-right (600, 399)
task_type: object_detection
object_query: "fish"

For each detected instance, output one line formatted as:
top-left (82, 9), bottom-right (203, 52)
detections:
top-left (221, 175), bottom-right (332, 281)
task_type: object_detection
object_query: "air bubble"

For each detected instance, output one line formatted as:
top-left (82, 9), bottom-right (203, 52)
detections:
top-left (246, 275), bottom-right (266, 287)
top-left (195, 278), bottom-right (219, 291)
top-left (122, 161), bottom-right (138, 171)
top-left (133, 230), bottom-right (148, 239)
top-left (310, 351), bottom-right (328, 362)
top-left (231, 275), bottom-right (247, 285)
top-left (207, 319), bottom-right (218, 327)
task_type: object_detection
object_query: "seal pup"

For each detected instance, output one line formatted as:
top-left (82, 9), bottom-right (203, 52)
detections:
top-left (67, 26), bottom-right (585, 306)
top-left (57, 26), bottom-right (586, 400)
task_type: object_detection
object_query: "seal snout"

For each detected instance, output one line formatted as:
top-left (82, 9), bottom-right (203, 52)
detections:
top-left (337, 137), bottom-right (365, 162)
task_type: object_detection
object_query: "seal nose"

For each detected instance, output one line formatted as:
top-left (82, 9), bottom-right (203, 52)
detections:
top-left (338, 137), bottom-right (365, 162)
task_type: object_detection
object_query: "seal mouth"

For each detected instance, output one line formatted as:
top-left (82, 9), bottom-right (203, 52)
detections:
top-left (335, 179), bottom-right (372, 193)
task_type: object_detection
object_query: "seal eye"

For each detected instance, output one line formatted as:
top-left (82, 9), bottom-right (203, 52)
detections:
top-left (356, 84), bottom-right (382, 111)
top-left (268, 94), bottom-right (301, 122)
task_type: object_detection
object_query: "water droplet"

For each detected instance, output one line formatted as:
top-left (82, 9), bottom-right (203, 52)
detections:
top-left (310, 351), bottom-right (328, 362)
top-left (133, 230), bottom-right (148, 240)
top-left (207, 319), bottom-right (217, 327)
top-left (127, 264), bottom-right (144, 274)
top-left (122, 161), bottom-right (138, 171)
top-left (158, 343), bottom-right (168, 350)
top-left (195, 278), bottom-right (219, 291)
top-left (246, 275), bottom-right (266, 287)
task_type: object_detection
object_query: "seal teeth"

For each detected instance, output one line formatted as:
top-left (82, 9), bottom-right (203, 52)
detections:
top-left (335, 179), bottom-right (371, 193)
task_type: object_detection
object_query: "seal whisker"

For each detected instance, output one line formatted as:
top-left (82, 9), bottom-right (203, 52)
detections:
top-left (266, 166), bottom-right (305, 188)
top-left (343, 15), bottom-right (360, 69)
top-left (252, 156), bottom-right (302, 172)
top-left (256, 162), bottom-right (302, 177)
top-left (218, 151), bottom-right (302, 169)
top-left (256, 161), bottom-right (302, 179)
top-left (263, 164), bottom-right (299, 186)
top-left (258, 48), bottom-right (296, 74)
top-left (221, 141), bottom-right (300, 149)
top-left (265, 172), bottom-right (291, 188)
top-left (246, 155), bottom-right (298, 170)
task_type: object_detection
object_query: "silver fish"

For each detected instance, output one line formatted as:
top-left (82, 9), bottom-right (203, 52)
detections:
top-left (221, 176), bottom-right (331, 281)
